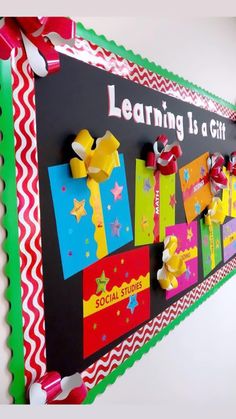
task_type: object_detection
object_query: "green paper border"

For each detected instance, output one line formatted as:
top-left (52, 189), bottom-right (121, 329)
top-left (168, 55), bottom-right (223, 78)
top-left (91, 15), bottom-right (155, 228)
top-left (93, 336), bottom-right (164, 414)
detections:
top-left (0, 21), bottom-right (235, 404)
top-left (0, 59), bottom-right (25, 403)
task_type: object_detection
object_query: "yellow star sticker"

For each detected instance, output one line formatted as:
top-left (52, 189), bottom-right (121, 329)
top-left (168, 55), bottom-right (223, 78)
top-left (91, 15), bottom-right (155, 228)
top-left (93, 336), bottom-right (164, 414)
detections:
top-left (70, 198), bottom-right (87, 222)
top-left (187, 227), bottom-right (193, 241)
top-left (216, 239), bottom-right (220, 249)
top-left (141, 215), bottom-right (149, 231)
top-left (96, 270), bottom-right (110, 294)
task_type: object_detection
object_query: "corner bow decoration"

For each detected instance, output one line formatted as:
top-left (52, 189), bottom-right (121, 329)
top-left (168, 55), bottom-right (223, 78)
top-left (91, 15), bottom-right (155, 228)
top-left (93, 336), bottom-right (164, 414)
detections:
top-left (29, 371), bottom-right (88, 404)
top-left (157, 235), bottom-right (186, 290)
top-left (227, 151), bottom-right (236, 175)
top-left (70, 129), bottom-right (120, 183)
top-left (207, 153), bottom-right (228, 195)
top-left (0, 17), bottom-right (75, 77)
top-left (204, 197), bottom-right (225, 226)
top-left (146, 134), bottom-right (182, 175)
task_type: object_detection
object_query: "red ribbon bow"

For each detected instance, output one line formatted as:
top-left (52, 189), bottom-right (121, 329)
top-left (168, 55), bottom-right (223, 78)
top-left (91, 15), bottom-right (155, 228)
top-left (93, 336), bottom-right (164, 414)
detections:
top-left (227, 152), bottom-right (236, 176)
top-left (0, 17), bottom-right (75, 77)
top-left (145, 135), bottom-right (182, 175)
top-left (207, 153), bottom-right (228, 195)
top-left (29, 371), bottom-right (88, 404)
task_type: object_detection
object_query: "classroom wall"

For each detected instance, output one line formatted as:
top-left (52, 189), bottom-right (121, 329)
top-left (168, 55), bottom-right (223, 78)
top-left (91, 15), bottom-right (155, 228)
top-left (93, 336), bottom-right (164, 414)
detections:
top-left (0, 17), bottom-right (236, 411)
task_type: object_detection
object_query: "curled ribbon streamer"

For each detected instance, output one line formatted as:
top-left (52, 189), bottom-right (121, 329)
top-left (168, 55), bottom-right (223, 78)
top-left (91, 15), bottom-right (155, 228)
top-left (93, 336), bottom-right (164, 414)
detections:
top-left (0, 17), bottom-right (75, 77)
top-left (204, 197), bottom-right (225, 226)
top-left (29, 371), bottom-right (88, 405)
top-left (207, 153), bottom-right (228, 195)
top-left (227, 151), bottom-right (236, 176)
top-left (157, 235), bottom-right (186, 290)
top-left (70, 129), bottom-right (120, 183)
top-left (146, 134), bottom-right (182, 175)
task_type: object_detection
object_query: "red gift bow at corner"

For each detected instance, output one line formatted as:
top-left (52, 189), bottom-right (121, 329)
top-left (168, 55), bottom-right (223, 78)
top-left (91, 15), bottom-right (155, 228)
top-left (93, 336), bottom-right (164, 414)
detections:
top-left (207, 153), bottom-right (228, 195)
top-left (227, 152), bottom-right (236, 176)
top-left (145, 135), bottom-right (182, 175)
top-left (29, 371), bottom-right (88, 404)
top-left (0, 17), bottom-right (75, 77)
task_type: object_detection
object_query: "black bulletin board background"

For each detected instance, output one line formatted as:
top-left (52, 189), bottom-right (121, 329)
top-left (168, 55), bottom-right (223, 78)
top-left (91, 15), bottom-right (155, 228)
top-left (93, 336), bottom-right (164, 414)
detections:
top-left (34, 52), bottom-right (236, 376)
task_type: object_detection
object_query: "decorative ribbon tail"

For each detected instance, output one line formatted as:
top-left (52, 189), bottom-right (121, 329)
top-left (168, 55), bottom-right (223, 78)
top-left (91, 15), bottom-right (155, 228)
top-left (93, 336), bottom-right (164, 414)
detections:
top-left (204, 197), bottom-right (225, 225)
top-left (0, 17), bottom-right (21, 60)
top-left (227, 151), bottom-right (236, 176)
top-left (29, 372), bottom-right (87, 405)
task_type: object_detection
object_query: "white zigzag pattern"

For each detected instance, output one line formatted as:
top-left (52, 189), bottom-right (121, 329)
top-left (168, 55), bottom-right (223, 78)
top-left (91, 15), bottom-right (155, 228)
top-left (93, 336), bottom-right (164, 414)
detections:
top-left (11, 49), bottom-right (46, 386)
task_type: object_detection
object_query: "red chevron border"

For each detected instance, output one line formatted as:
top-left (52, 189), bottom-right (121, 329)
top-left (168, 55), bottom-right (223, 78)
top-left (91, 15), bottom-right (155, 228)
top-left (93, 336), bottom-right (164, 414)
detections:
top-left (10, 35), bottom-right (236, 394)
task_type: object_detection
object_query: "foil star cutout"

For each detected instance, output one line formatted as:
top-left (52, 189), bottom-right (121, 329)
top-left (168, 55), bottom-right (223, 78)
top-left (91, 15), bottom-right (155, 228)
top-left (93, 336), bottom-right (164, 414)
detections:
top-left (111, 218), bottom-right (121, 236)
top-left (96, 270), bottom-right (110, 294)
top-left (127, 294), bottom-right (138, 314)
top-left (184, 169), bottom-right (190, 182)
top-left (185, 267), bottom-right (191, 279)
top-left (187, 227), bottom-right (193, 241)
top-left (70, 198), bottom-right (87, 222)
top-left (111, 182), bottom-right (123, 200)
top-left (194, 202), bottom-right (201, 215)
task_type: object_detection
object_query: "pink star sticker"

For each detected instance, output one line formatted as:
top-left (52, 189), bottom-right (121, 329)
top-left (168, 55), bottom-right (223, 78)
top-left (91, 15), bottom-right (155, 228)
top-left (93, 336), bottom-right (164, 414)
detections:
top-left (111, 182), bottom-right (123, 201)
top-left (169, 194), bottom-right (176, 208)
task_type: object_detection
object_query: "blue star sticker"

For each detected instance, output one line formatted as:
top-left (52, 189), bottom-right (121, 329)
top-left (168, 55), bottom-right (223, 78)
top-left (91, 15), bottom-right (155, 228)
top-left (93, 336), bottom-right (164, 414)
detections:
top-left (127, 294), bottom-right (138, 314)
top-left (143, 178), bottom-right (151, 192)
top-left (185, 267), bottom-right (191, 280)
top-left (200, 166), bottom-right (205, 177)
top-left (184, 169), bottom-right (190, 182)
top-left (206, 255), bottom-right (211, 266)
top-left (194, 202), bottom-right (201, 215)
top-left (234, 182), bottom-right (236, 191)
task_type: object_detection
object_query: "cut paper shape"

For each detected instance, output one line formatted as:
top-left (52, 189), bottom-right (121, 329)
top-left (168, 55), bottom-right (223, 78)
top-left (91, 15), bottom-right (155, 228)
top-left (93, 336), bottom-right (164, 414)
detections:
top-left (48, 154), bottom-right (133, 279)
top-left (222, 218), bottom-right (236, 262)
top-left (135, 159), bottom-right (175, 245)
top-left (222, 167), bottom-right (236, 218)
top-left (29, 372), bottom-right (87, 405)
top-left (83, 246), bottom-right (150, 358)
top-left (165, 221), bottom-right (198, 299)
top-left (157, 235), bottom-right (187, 290)
top-left (70, 129), bottom-right (120, 183)
top-left (179, 152), bottom-right (213, 223)
top-left (200, 219), bottom-right (222, 278)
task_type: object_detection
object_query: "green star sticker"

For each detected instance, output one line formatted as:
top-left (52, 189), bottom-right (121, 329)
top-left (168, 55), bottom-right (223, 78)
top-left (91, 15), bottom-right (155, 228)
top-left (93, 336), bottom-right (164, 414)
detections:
top-left (96, 270), bottom-right (110, 294)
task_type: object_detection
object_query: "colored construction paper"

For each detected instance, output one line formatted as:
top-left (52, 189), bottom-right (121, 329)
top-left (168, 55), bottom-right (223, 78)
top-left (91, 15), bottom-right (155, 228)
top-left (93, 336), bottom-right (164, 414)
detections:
top-left (83, 246), bottom-right (150, 358)
top-left (200, 219), bottom-right (222, 277)
top-left (134, 159), bottom-right (175, 245)
top-left (48, 154), bottom-right (133, 279)
top-left (179, 152), bottom-right (213, 224)
top-left (222, 218), bottom-right (236, 262)
top-left (222, 168), bottom-right (236, 218)
top-left (165, 221), bottom-right (198, 299)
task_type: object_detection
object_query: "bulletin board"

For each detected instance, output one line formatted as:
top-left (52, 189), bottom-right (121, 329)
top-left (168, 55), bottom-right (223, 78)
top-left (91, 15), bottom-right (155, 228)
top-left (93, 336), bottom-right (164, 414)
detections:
top-left (1, 19), bottom-right (236, 404)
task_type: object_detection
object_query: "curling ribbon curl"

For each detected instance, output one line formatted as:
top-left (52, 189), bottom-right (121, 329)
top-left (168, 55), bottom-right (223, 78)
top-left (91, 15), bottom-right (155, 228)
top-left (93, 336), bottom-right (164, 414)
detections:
top-left (29, 371), bottom-right (87, 405)
top-left (70, 129), bottom-right (120, 183)
top-left (157, 235), bottom-right (186, 290)
top-left (146, 134), bottom-right (182, 175)
top-left (0, 17), bottom-right (75, 77)
top-left (204, 197), bottom-right (225, 226)
top-left (227, 151), bottom-right (236, 176)
top-left (207, 153), bottom-right (228, 195)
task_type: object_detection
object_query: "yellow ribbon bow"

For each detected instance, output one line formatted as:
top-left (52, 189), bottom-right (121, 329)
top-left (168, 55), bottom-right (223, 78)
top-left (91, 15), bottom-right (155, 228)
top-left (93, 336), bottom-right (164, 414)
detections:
top-left (204, 197), bottom-right (225, 226)
top-left (70, 129), bottom-right (120, 183)
top-left (157, 235), bottom-right (187, 290)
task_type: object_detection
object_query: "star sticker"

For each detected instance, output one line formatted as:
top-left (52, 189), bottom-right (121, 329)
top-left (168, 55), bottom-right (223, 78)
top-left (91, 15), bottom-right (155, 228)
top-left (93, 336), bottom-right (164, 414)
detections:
top-left (125, 272), bottom-right (129, 278)
top-left (85, 238), bottom-right (89, 245)
top-left (169, 194), bottom-right (176, 208)
top-left (102, 334), bottom-right (107, 342)
top-left (183, 169), bottom-right (190, 182)
top-left (93, 323), bottom-right (97, 330)
top-left (121, 259), bottom-right (125, 264)
top-left (96, 271), bottom-right (110, 294)
top-left (85, 251), bottom-right (90, 258)
top-left (117, 310), bottom-right (121, 316)
top-left (141, 215), bottom-right (149, 231)
top-left (111, 182), bottom-right (123, 200)
top-left (107, 204), bottom-right (111, 211)
top-left (187, 227), bottom-right (193, 241)
top-left (114, 267), bottom-right (117, 273)
top-left (203, 235), bottom-right (209, 246)
top-left (126, 226), bottom-right (130, 232)
top-left (143, 178), bottom-right (151, 192)
top-left (162, 100), bottom-right (167, 110)
top-left (194, 202), bottom-right (201, 215)
top-left (127, 294), bottom-right (138, 314)
top-left (234, 182), bottom-right (236, 191)
top-left (70, 198), bottom-right (87, 222)
top-left (200, 166), bottom-right (205, 177)
top-left (216, 239), bottom-right (220, 249)
top-left (206, 255), bottom-right (211, 265)
top-left (185, 267), bottom-right (191, 280)
top-left (111, 218), bottom-right (121, 236)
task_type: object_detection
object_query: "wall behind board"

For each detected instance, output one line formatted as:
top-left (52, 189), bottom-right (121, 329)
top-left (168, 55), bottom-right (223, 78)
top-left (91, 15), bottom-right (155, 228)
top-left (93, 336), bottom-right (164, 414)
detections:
top-left (0, 18), bottom-right (236, 414)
